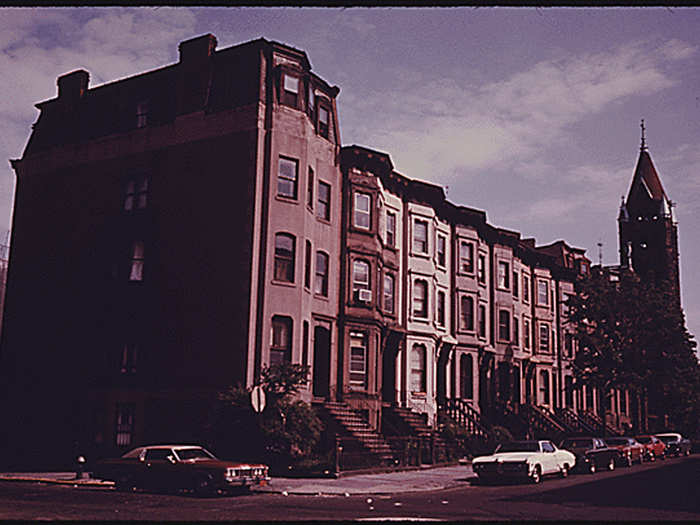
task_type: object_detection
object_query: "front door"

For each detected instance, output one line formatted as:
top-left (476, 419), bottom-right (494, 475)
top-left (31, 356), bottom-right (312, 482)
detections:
top-left (312, 326), bottom-right (330, 398)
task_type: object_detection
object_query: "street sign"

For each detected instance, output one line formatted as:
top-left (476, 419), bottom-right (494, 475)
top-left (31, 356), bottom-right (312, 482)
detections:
top-left (251, 385), bottom-right (266, 413)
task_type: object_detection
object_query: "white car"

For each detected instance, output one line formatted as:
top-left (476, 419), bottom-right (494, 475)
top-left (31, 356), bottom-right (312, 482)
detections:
top-left (472, 440), bottom-right (576, 484)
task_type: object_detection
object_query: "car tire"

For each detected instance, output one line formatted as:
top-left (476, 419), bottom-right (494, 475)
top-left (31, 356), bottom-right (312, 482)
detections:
top-left (560, 464), bottom-right (569, 478)
top-left (649, 452), bottom-right (655, 462)
top-left (660, 451), bottom-right (666, 461)
top-left (608, 457), bottom-right (615, 471)
top-left (685, 449), bottom-right (691, 457)
top-left (625, 454), bottom-right (633, 467)
top-left (589, 461), bottom-right (596, 474)
top-left (530, 465), bottom-right (542, 484)
top-left (115, 476), bottom-right (134, 492)
top-left (194, 474), bottom-right (215, 497)
top-left (639, 453), bottom-right (644, 464)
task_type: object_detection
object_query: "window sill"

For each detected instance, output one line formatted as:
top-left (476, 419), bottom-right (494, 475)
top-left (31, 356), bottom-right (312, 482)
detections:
top-left (410, 392), bottom-right (427, 398)
top-left (271, 279), bottom-right (297, 288)
top-left (411, 251), bottom-right (430, 259)
top-left (313, 293), bottom-right (330, 302)
top-left (316, 216), bottom-right (332, 226)
top-left (275, 195), bottom-right (300, 205)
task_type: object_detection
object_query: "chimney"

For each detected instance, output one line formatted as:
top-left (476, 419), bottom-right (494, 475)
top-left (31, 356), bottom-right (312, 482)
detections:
top-left (57, 70), bottom-right (90, 101)
top-left (178, 34), bottom-right (217, 64)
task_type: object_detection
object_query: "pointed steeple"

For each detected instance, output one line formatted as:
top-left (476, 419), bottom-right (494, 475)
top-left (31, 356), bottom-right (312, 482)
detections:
top-left (625, 120), bottom-right (671, 219)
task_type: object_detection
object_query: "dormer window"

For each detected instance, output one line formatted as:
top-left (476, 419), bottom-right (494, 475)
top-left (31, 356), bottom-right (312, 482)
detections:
top-left (282, 73), bottom-right (299, 107)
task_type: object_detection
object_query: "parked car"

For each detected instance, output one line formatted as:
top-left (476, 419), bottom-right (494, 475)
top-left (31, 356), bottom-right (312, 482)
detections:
top-left (91, 444), bottom-right (270, 495)
top-left (655, 433), bottom-right (692, 457)
top-left (635, 435), bottom-right (666, 461)
top-left (603, 437), bottom-right (645, 466)
top-left (559, 437), bottom-right (620, 473)
top-left (472, 440), bottom-right (576, 484)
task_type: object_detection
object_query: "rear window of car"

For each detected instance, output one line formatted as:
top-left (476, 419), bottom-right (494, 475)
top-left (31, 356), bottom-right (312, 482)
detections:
top-left (636, 437), bottom-right (651, 444)
top-left (605, 438), bottom-right (627, 446)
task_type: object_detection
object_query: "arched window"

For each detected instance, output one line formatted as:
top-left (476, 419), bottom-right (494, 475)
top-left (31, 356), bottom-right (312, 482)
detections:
top-left (460, 354), bottom-right (473, 399)
top-left (410, 344), bottom-right (427, 393)
top-left (274, 233), bottom-right (295, 283)
top-left (315, 251), bottom-right (329, 296)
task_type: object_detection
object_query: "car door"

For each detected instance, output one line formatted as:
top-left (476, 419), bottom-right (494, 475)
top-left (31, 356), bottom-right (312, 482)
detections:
top-left (541, 441), bottom-right (558, 473)
top-left (143, 448), bottom-right (176, 488)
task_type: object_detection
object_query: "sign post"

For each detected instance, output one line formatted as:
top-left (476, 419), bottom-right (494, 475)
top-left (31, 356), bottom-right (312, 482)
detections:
top-left (251, 385), bottom-right (266, 413)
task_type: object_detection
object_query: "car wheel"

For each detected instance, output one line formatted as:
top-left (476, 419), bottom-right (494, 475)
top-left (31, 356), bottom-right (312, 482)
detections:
top-left (625, 454), bottom-right (633, 467)
top-left (608, 457), bottom-right (615, 471)
top-left (589, 461), bottom-right (596, 474)
top-left (660, 451), bottom-right (666, 461)
top-left (649, 452), bottom-right (655, 462)
top-left (639, 453), bottom-right (644, 464)
top-left (115, 476), bottom-right (134, 492)
top-left (194, 474), bottom-right (215, 497)
top-left (560, 464), bottom-right (569, 478)
top-left (530, 465), bottom-right (542, 484)
top-left (685, 449), bottom-right (691, 457)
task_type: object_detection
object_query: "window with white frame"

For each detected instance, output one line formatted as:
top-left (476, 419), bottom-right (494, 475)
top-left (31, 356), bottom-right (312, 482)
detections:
top-left (384, 273), bottom-right (395, 314)
top-left (115, 403), bottom-right (135, 447)
top-left (478, 304), bottom-right (486, 338)
top-left (437, 290), bottom-right (445, 327)
top-left (498, 310), bottom-right (511, 341)
top-left (477, 253), bottom-right (486, 284)
top-left (315, 251), bottom-right (329, 297)
top-left (523, 274), bottom-right (530, 303)
top-left (349, 332), bottom-right (368, 387)
top-left (304, 240), bottom-right (312, 289)
top-left (413, 279), bottom-right (428, 318)
top-left (497, 261), bottom-right (510, 289)
top-left (306, 167), bottom-right (314, 209)
top-left (460, 242), bottom-right (474, 273)
top-left (271, 315), bottom-right (292, 365)
top-left (354, 192), bottom-right (371, 229)
top-left (282, 73), bottom-right (299, 107)
top-left (278, 157), bottom-right (298, 199)
top-left (386, 211), bottom-right (396, 247)
top-left (318, 104), bottom-right (330, 138)
top-left (410, 343), bottom-right (427, 393)
top-left (460, 295), bottom-right (474, 331)
top-left (413, 219), bottom-right (428, 254)
top-left (317, 181), bottom-right (331, 220)
top-left (353, 260), bottom-right (371, 303)
top-left (437, 235), bottom-right (446, 267)
top-left (524, 318), bottom-right (531, 350)
top-left (129, 241), bottom-right (145, 281)
top-left (539, 322), bottom-right (550, 353)
top-left (537, 279), bottom-right (549, 306)
top-left (274, 233), bottom-right (295, 283)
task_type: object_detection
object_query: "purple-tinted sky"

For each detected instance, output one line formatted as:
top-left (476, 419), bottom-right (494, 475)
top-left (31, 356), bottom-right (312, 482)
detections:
top-left (1, 7), bottom-right (698, 343)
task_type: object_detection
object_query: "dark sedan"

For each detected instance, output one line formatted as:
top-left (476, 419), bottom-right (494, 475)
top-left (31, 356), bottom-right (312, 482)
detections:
top-left (655, 433), bottom-right (692, 457)
top-left (91, 444), bottom-right (270, 495)
top-left (560, 437), bottom-right (620, 474)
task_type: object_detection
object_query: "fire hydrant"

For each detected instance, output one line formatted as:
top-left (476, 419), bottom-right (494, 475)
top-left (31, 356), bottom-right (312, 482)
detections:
top-left (75, 455), bottom-right (86, 480)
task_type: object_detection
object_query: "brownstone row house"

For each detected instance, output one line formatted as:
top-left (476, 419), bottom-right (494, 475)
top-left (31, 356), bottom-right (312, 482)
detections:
top-left (0, 35), bottom-right (654, 467)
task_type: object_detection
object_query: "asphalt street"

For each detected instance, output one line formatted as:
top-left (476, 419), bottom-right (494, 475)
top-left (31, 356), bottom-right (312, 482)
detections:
top-left (0, 455), bottom-right (698, 521)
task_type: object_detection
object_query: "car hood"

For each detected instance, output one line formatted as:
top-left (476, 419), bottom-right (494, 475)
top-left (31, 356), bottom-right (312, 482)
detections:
top-left (473, 452), bottom-right (538, 463)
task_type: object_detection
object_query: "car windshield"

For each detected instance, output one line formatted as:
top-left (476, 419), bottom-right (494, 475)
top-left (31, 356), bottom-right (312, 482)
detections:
top-left (495, 441), bottom-right (540, 453)
top-left (657, 435), bottom-right (677, 444)
top-left (605, 438), bottom-right (628, 446)
top-left (636, 437), bottom-right (651, 444)
top-left (561, 439), bottom-right (592, 449)
top-left (174, 448), bottom-right (216, 461)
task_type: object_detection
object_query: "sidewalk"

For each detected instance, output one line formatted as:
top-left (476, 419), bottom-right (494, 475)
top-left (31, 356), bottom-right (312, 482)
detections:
top-left (0, 464), bottom-right (474, 495)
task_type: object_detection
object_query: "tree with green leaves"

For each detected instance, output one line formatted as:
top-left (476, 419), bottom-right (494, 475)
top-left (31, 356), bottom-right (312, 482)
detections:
top-left (566, 268), bottom-right (699, 437)
top-left (206, 363), bottom-right (324, 467)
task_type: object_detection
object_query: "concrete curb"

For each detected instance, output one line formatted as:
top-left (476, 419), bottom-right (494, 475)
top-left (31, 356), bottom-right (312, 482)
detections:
top-left (0, 475), bottom-right (112, 487)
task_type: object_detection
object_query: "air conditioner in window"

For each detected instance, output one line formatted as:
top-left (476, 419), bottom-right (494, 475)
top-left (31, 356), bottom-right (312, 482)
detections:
top-left (357, 289), bottom-right (372, 303)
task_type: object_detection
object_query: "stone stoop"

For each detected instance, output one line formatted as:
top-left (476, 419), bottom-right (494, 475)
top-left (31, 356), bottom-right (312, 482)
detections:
top-left (320, 402), bottom-right (395, 463)
top-left (383, 405), bottom-right (433, 438)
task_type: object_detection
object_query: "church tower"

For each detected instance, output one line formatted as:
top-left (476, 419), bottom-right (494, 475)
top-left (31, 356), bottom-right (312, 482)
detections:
top-left (618, 120), bottom-right (680, 302)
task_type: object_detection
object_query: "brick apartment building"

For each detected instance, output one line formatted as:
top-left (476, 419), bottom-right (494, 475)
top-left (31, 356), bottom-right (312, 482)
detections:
top-left (0, 35), bottom-right (655, 467)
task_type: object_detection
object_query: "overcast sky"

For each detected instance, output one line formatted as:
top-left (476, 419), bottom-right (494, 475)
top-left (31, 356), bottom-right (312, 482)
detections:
top-left (1, 7), bottom-right (698, 342)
